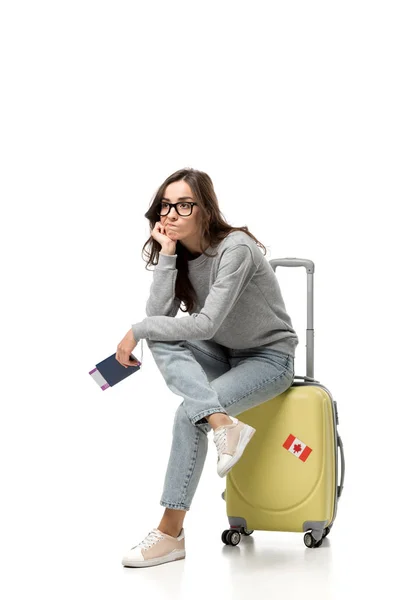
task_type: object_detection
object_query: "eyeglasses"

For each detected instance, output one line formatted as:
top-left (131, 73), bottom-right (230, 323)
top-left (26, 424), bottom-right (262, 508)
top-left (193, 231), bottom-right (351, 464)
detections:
top-left (157, 201), bottom-right (198, 217)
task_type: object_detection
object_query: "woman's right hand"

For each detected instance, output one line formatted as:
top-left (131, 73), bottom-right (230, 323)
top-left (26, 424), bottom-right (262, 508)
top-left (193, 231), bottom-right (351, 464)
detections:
top-left (151, 221), bottom-right (177, 252)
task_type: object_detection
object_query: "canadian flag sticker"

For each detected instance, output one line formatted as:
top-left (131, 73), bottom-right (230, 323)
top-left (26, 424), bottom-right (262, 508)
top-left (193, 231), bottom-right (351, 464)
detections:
top-left (283, 434), bottom-right (312, 462)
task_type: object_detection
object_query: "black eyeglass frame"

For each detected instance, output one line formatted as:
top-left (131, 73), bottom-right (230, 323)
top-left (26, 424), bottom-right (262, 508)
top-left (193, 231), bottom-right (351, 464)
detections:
top-left (157, 202), bottom-right (198, 217)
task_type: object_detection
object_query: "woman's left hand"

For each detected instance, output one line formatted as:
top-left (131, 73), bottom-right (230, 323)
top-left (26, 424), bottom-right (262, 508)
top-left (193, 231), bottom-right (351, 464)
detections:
top-left (116, 329), bottom-right (139, 368)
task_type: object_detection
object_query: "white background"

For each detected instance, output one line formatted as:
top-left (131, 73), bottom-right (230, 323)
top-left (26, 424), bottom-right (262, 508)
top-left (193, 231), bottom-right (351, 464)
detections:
top-left (1, 1), bottom-right (399, 598)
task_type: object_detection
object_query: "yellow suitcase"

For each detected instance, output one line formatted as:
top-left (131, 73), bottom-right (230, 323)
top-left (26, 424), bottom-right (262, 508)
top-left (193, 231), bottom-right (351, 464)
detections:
top-left (221, 258), bottom-right (345, 549)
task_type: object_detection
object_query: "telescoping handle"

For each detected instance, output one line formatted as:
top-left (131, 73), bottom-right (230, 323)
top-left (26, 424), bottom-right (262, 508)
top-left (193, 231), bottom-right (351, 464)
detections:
top-left (269, 258), bottom-right (315, 379)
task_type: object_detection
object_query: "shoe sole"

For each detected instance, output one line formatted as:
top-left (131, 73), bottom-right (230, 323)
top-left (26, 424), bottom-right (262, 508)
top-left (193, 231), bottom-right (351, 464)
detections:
top-left (122, 549), bottom-right (186, 568)
top-left (218, 424), bottom-right (256, 478)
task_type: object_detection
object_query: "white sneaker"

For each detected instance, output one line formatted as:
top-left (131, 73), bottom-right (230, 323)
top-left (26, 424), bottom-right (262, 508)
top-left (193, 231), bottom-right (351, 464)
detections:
top-left (122, 527), bottom-right (185, 568)
top-left (213, 416), bottom-right (256, 478)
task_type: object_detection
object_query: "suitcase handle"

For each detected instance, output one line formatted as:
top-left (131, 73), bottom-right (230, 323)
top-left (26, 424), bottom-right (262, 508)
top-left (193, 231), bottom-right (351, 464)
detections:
top-left (337, 434), bottom-right (345, 498)
top-left (269, 258), bottom-right (315, 273)
top-left (269, 257), bottom-right (315, 378)
top-left (293, 375), bottom-right (319, 383)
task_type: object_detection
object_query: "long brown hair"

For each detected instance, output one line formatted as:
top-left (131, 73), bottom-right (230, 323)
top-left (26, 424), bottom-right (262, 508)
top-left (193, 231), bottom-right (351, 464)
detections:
top-left (141, 167), bottom-right (269, 313)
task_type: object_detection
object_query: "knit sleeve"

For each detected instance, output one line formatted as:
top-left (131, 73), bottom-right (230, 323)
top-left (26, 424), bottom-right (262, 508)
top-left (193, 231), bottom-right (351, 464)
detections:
top-left (132, 244), bottom-right (256, 342)
top-left (145, 253), bottom-right (181, 318)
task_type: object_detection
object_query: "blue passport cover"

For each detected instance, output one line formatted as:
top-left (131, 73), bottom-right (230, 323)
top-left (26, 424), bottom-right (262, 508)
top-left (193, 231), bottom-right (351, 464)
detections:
top-left (89, 352), bottom-right (141, 390)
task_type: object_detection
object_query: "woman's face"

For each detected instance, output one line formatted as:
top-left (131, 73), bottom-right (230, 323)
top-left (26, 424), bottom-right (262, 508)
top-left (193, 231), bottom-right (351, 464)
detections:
top-left (160, 180), bottom-right (202, 247)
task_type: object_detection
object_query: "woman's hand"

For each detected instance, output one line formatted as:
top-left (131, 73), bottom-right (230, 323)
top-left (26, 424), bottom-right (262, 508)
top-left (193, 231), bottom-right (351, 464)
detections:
top-left (151, 221), bottom-right (177, 252)
top-left (116, 329), bottom-right (139, 368)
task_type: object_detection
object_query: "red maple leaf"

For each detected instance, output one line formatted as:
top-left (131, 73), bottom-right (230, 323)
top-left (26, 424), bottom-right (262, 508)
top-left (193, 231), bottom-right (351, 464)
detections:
top-left (293, 443), bottom-right (302, 453)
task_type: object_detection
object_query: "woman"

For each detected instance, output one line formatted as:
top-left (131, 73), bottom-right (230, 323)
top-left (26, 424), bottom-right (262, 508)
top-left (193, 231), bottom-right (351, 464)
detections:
top-left (118, 167), bottom-right (298, 568)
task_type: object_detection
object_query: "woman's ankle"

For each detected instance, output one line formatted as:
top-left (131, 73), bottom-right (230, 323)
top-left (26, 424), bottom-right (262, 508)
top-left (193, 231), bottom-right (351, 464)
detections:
top-left (158, 508), bottom-right (186, 537)
top-left (206, 412), bottom-right (232, 430)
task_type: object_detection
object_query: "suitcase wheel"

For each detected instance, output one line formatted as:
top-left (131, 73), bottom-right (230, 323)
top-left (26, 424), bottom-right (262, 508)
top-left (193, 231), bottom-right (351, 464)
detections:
top-left (221, 528), bottom-right (254, 545)
top-left (304, 526), bottom-right (331, 548)
top-left (304, 532), bottom-right (318, 548)
top-left (221, 529), bottom-right (241, 546)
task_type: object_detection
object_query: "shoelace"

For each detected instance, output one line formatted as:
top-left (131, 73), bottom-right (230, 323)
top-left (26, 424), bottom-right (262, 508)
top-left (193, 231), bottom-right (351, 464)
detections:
top-left (213, 427), bottom-right (228, 457)
top-left (132, 529), bottom-right (164, 551)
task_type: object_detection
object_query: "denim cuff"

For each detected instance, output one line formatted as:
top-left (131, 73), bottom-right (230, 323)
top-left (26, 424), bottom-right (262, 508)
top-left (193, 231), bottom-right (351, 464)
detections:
top-left (191, 407), bottom-right (227, 426)
top-left (160, 500), bottom-right (190, 511)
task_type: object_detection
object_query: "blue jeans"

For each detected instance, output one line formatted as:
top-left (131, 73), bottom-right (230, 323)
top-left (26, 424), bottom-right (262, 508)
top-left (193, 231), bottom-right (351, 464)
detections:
top-left (146, 338), bottom-right (295, 511)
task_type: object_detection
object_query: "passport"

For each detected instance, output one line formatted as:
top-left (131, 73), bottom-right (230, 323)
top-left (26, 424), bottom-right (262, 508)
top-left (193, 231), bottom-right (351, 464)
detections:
top-left (89, 339), bottom-right (143, 390)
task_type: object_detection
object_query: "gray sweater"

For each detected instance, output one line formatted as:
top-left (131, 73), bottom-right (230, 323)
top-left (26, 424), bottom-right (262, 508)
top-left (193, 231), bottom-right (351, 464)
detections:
top-left (132, 231), bottom-right (299, 357)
